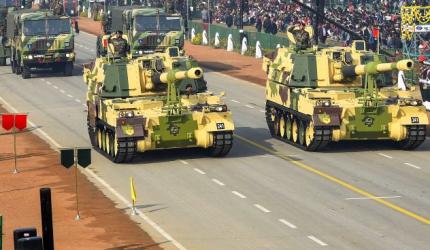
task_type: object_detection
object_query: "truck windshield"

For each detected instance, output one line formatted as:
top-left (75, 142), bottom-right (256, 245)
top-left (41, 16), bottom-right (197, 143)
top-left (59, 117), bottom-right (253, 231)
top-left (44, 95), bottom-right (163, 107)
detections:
top-left (23, 19), bottom-right (70, 36)
top-left (134, 15), bottom-right (181, 32)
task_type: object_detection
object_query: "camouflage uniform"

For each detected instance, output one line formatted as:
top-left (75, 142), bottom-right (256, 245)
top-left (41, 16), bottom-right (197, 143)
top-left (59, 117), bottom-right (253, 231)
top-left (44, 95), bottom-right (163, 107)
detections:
top-left (110, 34), bottom-right (128, 58)
top-left (288, 26), bottom-right (310, 50)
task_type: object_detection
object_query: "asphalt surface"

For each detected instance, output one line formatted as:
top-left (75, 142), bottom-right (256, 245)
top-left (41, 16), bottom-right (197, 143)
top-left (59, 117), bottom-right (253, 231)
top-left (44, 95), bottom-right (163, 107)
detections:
top-left (0, 32), bottom-right (429, 250)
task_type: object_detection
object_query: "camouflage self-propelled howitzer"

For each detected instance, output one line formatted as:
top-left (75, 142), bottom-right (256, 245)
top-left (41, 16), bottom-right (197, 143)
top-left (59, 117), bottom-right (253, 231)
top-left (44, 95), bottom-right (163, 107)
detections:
top-left (264, 40), bottom-right (428, 151)
top-left (7, 9), bottom-right (75, 78)
top-left (98, 7), bottom-right (184, 58)
top-left (84, 47), bottom-right (234, 163)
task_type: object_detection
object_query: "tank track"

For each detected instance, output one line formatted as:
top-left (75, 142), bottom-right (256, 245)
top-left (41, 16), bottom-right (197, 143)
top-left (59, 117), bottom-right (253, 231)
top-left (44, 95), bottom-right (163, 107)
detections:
top-left (87, 120), bottom-right (137, 163)
top-left (207, 132), bottom-right (233, 157)
top-left (395, 125), bottom-right (427, 150)
top-left (265, 101), bottom-right (332, 151)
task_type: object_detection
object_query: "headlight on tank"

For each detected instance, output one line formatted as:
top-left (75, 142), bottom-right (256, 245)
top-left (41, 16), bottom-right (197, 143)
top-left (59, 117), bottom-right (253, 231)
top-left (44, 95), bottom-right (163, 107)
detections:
top-left (119, 110), bottom-right (135, 118)
top-left (28, 55), bottom-right (33, 60)
top-left (175, 38), bottom-right (181, 44)
top-left (66, 53), bottom-right (71, 58)
top-left (401, 99), bottom-right (422, 106)
top-left (316, 99), bottom-right (331, 107)
top-left (64, 41), bottom-right (70, 47)
top-left (209, 105), bottom-right (228, 112)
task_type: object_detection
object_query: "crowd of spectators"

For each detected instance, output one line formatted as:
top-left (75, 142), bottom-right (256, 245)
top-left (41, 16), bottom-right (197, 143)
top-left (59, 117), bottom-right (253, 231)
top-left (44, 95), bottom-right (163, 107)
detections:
top-left (196, 0), bottom-right (430, 51)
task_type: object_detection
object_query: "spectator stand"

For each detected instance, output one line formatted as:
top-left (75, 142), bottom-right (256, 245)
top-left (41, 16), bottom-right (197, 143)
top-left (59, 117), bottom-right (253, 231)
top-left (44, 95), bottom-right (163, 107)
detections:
top-left (401, 5), bottom-right (430, 59)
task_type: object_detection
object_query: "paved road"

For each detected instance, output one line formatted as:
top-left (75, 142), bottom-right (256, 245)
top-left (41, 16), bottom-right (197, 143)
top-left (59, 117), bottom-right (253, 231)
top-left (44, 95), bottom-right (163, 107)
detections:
top-left (1, 32), bottom-right (429, 250)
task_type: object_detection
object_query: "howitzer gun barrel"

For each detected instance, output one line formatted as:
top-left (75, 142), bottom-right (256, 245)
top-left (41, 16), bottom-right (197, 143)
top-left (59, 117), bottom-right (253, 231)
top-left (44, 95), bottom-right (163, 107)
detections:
top-left (158, 67), bottom-right (203, 84)
top-left (342, 59), bottom-right (414, 77)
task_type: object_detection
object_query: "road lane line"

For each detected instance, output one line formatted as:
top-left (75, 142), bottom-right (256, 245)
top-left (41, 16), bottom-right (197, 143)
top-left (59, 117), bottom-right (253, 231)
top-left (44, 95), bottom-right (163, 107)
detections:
top-left (53, 85), bottom-right (58, 89)
top-left (308, 235), bottom-right (328, 246)
top-left (46, 81), bottom-right (52, 85)
top-left (212, 178), bottom-right (225, 186)
top-left (279, 219), bottom-right (297, 229)
top-left (231, 191), bottom-right (246, 199)
top-left (404, 163), bottom-right (421, 169)
top-left (193, 168), bottom-right (206, 175)
top-left (254, 204), bottom-right (271, 213)
top-left (345, 196), bottom-right (401, 200)
top-left (0, 96), bottom-right (188, 250)
top-left (378, 153), bottom-right (393, 159)
top-left (259, 109), bottom-right (266, 113)
top-left (60, 89), bottom-right (65, 94)
top-left (179, 160), bottom-right (188, 165)
top-left (235, 134), bottom-right (430, 225)
top-left (231, 99), bottom-right (240, 103)
top-left (67, 94), bottom-right (73, 98)
top-left (245, 104), bottom-right (255, 109)
top-left (75, 99), bottom-right (81, 103)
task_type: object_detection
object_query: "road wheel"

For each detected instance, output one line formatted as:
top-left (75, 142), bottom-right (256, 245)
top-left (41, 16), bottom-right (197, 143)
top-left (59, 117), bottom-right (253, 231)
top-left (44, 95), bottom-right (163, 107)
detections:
top-left (0, 57), bottom-right (6, 66)
top-left (15, 53), bottom-right (21, 75)
top-left (22, 66), bottom-right (31, 79)
top-left (97, 127), bottom-right (103, 149)
top-left (304, 121), bottom-right (317, 150)
top-left (108, 131), bottom-right (118, 158)
top-left (292, 118), bottom-right (299, 143)
top-left (285, 114), bottom-right (292, 141)
top-left (298, 120), bottom-right (307, 146)
top-left (273, 112), bottom-right (280, 136)
top-left (265, 104), bottom-right (276, 137)
top-left (105, 130), bottom-right (111, 155)
top-left (11, 59), bottom-right (16, 73)
top-left (279, 114), bottom-right (286, 138)
top-left (64, 62), bottom-right (73, 76)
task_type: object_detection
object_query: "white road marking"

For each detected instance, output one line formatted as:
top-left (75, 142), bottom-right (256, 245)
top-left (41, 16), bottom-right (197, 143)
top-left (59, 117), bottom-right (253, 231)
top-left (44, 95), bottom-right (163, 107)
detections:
top-left (377, 153), bottom-right (393, 159)
top-left (231, 99), bottom-right (240, 103)
top-left (46, 81), bottom-right (52, 85)
top-left (308, 235), bottom-right (328, 246)
top-left (404, 163), bottom-right (421, 169)
top-left (345, 196), bottom-right (402, 200)
top-left (82, 104), bottom-right (87, 107)
top-left (245, 104), bottom-right (255, 109)
top-left (193, 168), bottom-right (206, 175)
top-left (279, 219), bottom-right (297, 229)
top-left (60, 89), bottom-right (66, 94)
top-left (90, 49), bottom-right (95, 52)
top-left (53, 85), bottom-right (58, 89)
top-left (67, 94), bottom-right (73, 98)
top-left (75, 99), bottom-right (81, 103)
top-left (179, 160), bottom-right (189, 165)
top-left (40, 78), bottom-right (45, 82)
top-left (0, 96), bottom-right (188, 250)
top-left (212, 178), bottom-right (225, 186)
top-left (259, 109), bottom-right (265, 113)
top-left (254, 204), bottom-right (271, 213)
top-left (231, 191), bottom-right (246, 199)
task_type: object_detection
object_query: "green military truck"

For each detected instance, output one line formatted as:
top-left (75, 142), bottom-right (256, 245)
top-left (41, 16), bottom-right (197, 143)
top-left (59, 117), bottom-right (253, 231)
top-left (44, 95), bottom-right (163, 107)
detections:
top-left (7, 9), bottom-right (75, 79)
top-left (0, 0), bottom-right (17, 66)
top-left (98, 7), bottom-right (184, 58)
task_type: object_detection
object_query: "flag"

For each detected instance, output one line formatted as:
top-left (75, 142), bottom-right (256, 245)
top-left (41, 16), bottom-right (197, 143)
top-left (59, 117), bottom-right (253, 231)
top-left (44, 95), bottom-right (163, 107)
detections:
top-left (130, 176), bottom-right (137, 204)
top-left (1, 114), bottom-right (14, 131)
top-left (14, 114), bottom-right (27, 130)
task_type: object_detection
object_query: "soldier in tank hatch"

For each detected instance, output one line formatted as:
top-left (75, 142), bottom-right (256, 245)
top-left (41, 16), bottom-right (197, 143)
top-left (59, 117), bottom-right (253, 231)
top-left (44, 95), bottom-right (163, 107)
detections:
top-left (288, 21), bottom-right (311, 51)
top-left (109, 31), bottom-right (129, 58)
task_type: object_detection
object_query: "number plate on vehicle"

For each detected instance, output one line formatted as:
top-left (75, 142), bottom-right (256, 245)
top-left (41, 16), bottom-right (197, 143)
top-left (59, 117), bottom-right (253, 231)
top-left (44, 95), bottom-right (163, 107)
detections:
top-left (411, 117), bottom-right (419, 123)
top-left (216, 123), bottom-right (225, 130)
